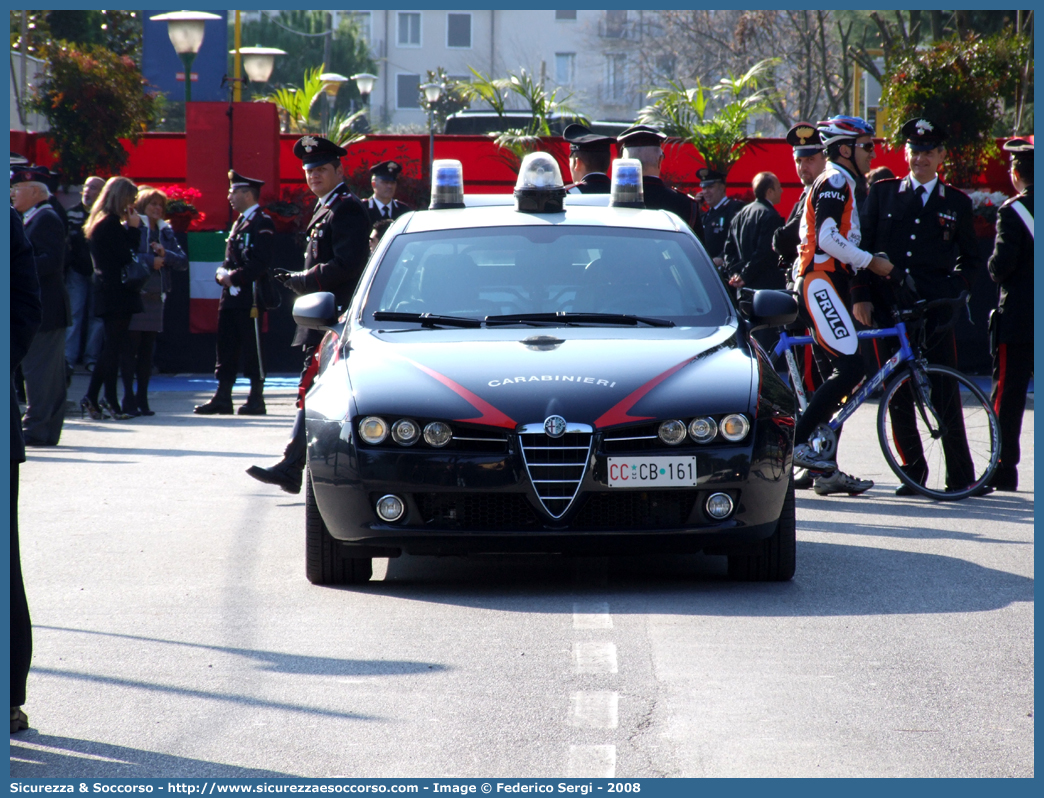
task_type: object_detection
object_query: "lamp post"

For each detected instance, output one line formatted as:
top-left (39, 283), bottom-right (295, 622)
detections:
top-left (149, 10), bottom-right (222, 103)
top-left (318, 72), bottom-right (348, 135)
top-left (420, 81), bottom-right (443, 182)
top-left (351, 72), bottom-right (378, 133)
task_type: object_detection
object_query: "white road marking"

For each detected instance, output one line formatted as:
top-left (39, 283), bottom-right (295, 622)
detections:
top-left (574, 641), bottom-right (618, 674)
top-left (573, 601), bottom-right (613, 629)
top-left (569, 690), bottom-right (619, 728)
top-left (567, 744), bottom-right (616, 777)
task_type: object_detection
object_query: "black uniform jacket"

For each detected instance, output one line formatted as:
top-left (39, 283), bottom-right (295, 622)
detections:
top-left (701, 197), bottom-right (744, 260)
top-left (988, 184), bottom-right (1034, 345)
top-left (65, 202), bottom-right (94, 277)
top-left (857, 175), bottom-right (979, 305)
top-left (365, 196), bottom-right (411, 226)
top-left (220, 207), bottom-right (276, 312)
top-left (642, 176), bottom-right (703, 243)
top-left (23, 202), bottom-right (71, 332)
top-left (11, 206), bottom-right (42, 465)
top-left (569, 173), bottom-right (611, 194)
top-left (722, 198), bottom-right (786, 290)
top-left (295, 183), bottom-right (371, 347)
top-left (772, 186), bottom-right (810, 274)
top-left (88, 214), bottom-right (144, 318)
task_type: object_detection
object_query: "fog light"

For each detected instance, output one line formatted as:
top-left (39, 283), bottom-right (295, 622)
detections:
top-left (423, 421), bottom-right (453, 447)
top-left (392, 418), bottom-right (420, 446)
top-left (658, 419), bottom-right (687, 445)
top-left (720, 413), bottom-right (750, 442)
top-left (359, 416), bottom-right (388, 444)
top-left (705, 492), bottom-right (734, 520)
top-left (688, 417), bottom-right (718, 443)
top-left (375, 494), bottom-right (405, 522)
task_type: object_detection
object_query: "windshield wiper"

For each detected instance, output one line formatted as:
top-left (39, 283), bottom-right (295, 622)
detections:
top-left (485, 312), bottom-right (674, 328)
top-left (372, 311), bottom-right (482, 328)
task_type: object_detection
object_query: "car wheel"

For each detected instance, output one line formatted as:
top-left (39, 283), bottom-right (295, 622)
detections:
top-left (305, 470), bottom-right (373, 586)
top-left (726, 478), bottom-right (796, 582)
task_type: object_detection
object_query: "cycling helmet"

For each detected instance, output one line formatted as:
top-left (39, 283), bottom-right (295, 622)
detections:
top-left (816, 115), bottom-right (875, 147)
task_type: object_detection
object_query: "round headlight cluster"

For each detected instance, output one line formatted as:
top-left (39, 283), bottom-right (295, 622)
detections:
top-left (359, 416), bottom-right (454, 447)
top-left (657, 420), bottom-right (687, 445)
top-left (720, 413), bottom-right (751, 442)
top-left (687, 417), bottom-right (718, 443)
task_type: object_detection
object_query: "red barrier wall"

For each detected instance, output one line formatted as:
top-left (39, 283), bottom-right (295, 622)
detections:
top-left (15, 126), bottom-right (1014, 230)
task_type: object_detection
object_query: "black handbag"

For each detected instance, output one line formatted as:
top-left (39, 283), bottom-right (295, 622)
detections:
top-left (121, 253), bottom-right (151, 293)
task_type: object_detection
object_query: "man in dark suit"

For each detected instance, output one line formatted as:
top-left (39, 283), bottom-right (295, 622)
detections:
top-left (722, 172), bottom-right (785, 290)
top-left (10, 205), bottom-right (41, 733)
top-left (64, 176), bottom-right (105, 379)
top-left (987, 136), bottom-right (1034, 491)
top-left (617, 124), bottom-right (703, 241)
top-left (697, 168), bottom-right (743, 266)
top-left (11, 166), bottom-right (70, 446)
top-left (194, 171), bottom-right (276, 415)
top-left (857, 117), bottom-right (980, 494)
top-left (564, 123), bottom-right (613, 194)
top-left (364, 160), bottom-right (411, 225)
top-left (247, 135), bottom-right (371, 494)
top-left (772, 122), bottom-right (827, 287)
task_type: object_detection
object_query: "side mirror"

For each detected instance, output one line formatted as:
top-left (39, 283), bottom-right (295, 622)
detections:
top-left (292, 292), bottom-right (340, 332)
top-left (748, 289), bottom-right (798, 330)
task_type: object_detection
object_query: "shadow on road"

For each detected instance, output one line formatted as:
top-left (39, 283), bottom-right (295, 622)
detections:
top-left (10, 733), bottom-right (294, 778)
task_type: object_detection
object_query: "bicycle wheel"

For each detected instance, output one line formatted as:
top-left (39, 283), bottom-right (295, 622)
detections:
top-left (877, 364), bottom-right (1000, 501)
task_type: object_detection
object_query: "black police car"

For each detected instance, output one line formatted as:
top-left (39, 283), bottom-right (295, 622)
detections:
top-left (294, 155), bottom-right (799, 585)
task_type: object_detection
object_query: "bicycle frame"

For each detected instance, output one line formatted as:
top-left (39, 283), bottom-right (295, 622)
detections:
top-left (773, 322), bottom-right (917, 433)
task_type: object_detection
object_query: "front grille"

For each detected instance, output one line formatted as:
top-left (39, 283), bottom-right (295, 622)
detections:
top-left (572, 490), bottom-right (700, 530)
top-left (602, 422), bottom-right (660, 453)
top-left (451, 426), bottom-right (509, 453)
top-left (518, 428), bottom-right (593, 518)
top-left (416, 493), bottom-right (540, 530)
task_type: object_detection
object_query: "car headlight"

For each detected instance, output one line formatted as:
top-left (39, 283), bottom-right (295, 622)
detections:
top-left (688, 417), bottom-right (718, 443)
top-left (359, 416), bottom-right (388, 445)
top-left (658, 419), bottom-right (687, 445)
top-left (391, 418), bottom-right (420, 446)
top-left (423, 421), bottom-right (453, 448)
top-left (720, 414), bottom-right (750, 442)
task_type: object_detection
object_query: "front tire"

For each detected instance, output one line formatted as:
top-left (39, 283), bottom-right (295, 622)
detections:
top-left (877, 364), bottom-right (1000, 501)
top-left (727, 479), bottom-right (796, 581)
top-left (305, 470), bottom-right (373, 586)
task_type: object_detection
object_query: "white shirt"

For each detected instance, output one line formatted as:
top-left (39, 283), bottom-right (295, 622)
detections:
top-left (317, 183), bottom-right (346, 209)
top-left (909, 175), bottom-right (938, 205)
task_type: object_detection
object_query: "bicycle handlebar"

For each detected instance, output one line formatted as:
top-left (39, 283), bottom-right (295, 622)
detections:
top-left (895, 291), bottom-right (969, 334)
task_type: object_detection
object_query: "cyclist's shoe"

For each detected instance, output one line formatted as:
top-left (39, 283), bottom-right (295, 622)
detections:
top-left (813, 470), bottom-right (874, 496)
top-left (793, 443), bottom-right (836, 472)
top-left (793, 468), bottom-right (814, 490)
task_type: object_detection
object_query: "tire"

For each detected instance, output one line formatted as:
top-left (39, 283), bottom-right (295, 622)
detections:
top-left (305, 470), bottom-right (373, 586)
top-left (877, 363), bottom-right (1000, 501)
top-left (727, 478), bottom-right (796, 582)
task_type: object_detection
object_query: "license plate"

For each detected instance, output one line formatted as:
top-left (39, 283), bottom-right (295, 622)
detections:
top-left (607, 456), bottom-right (697, 488)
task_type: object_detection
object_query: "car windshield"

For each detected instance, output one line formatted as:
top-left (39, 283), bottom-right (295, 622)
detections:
top-left (363, 226), bottom-right (731, 327)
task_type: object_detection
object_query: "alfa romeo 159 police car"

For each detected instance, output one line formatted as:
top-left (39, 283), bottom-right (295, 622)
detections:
top-left (293, 154), bottom-right (799, 585)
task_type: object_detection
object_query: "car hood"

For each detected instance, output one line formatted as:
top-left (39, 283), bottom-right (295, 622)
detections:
top-left (342, 325), bottom-right (755, 429)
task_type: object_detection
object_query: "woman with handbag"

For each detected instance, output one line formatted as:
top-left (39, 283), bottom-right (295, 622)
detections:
top-left (81, 176), bottom-right (144, 421)
top-left (119, 187), bottom-right (188, 416)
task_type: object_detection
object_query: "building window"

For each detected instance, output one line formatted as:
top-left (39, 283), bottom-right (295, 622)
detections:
top-left (555, 53), bottom-right (576, 86)
top-left (555, 10), bottom-right (577, 21)
top-left (397, 12), bottom-right (421, 46)
top-left (396, 73), bottom-right (421, 109)
top-left (447, 13), bottom-right (471, 48)
top-left (605, 53), bottom-right (627, 101)
top-left (603, 10), bottom-right (627, 38)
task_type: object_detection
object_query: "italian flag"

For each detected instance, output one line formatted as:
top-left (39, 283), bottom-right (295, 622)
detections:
top-left (188, 232), bottom-right (226, 334)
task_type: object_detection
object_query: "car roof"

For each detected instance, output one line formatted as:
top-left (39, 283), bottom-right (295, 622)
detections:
top-left (398, 203), bottom-right (688, 233)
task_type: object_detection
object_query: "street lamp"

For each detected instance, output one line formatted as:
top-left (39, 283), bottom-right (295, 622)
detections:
top-left (319, 72), bottom-right (348, 134)
top-left (150, 10), bottom-right (222, 103)
top-left (239, 46), bottom-right (285, 85)
top-left (420, 81), bottom-right (443, 182)
top-left (352, 72), bottom-right (378, 99)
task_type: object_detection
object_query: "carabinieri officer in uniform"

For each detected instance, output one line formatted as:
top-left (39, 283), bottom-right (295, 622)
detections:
top-left (247, 134), bottom-right (371, 494)
top-left (195, 170), bottom-right (275, 416)
top-left (856, 117), bottom-right (980, 494)
top-left (696, 167), bottom-right (743, 266)
top-left (563, 123), bottom-right (613, 194)
top-left (364, 160), bottom-right (411, 225)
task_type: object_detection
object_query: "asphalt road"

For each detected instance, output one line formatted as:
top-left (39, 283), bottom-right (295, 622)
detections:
top-left (10, 377), bottom-right (1034, 778)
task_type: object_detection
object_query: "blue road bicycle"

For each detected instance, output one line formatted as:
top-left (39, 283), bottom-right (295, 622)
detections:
top-left (772, 292), bottom-right (1000, 501)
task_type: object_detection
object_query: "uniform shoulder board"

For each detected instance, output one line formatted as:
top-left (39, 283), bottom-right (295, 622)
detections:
top-left (827, 171), bottom-right (846, 189)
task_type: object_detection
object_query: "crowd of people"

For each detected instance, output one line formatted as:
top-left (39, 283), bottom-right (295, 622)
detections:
top-left (9, 116), bottom-right (1033, 733)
